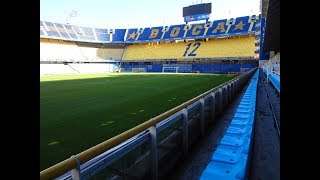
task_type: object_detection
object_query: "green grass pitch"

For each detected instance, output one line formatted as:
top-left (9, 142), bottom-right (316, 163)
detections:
top-left (40, 73), bottom-right (237, 171)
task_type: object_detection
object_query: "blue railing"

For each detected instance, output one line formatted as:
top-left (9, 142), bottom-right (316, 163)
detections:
top-left (268, 73), bottom-right (280, 93)
top-left (200, 69), bottom-right (259, 180)
top-left (262, 68), bottom-right (280, 93)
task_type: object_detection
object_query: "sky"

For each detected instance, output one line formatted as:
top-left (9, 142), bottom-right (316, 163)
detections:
top-left (40, 0), bottom-right (260, 29)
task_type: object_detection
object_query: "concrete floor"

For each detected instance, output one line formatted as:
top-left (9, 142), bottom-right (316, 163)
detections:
top-left (248, 70), bottom-right (280, 180)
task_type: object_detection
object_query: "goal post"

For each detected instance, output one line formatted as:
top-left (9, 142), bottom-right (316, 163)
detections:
top-left (162, 66), bottom-right (179, 73)
top-left (132, 68), bottom-right (146, 72)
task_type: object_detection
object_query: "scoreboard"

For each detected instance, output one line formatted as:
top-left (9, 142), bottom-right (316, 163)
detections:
top-left (183, 3), bottom-right (212, 22)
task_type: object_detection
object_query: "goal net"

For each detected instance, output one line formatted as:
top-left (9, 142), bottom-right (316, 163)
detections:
top-left (162, 66), bottom-right (179, 73)
top-left (132, 68), bottom-right (146, 72)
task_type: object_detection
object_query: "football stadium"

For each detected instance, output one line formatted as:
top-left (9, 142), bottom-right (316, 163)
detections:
top-left (40, 0), bottom-right (279, 179)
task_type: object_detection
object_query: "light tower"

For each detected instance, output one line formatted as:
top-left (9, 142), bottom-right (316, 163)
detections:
top-left (65, 10), bottom-right (79, 25)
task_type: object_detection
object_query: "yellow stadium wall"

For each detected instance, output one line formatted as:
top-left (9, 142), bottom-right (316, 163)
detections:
top-left (40, 38), bottom-right (125, 61)
top-left (94, 48), bottom-right (124, 60)
top-left (123, 36), bottom-right (255, 60)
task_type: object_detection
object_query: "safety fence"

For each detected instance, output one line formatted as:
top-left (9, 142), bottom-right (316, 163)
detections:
top-left (262, 68), bottom-right (280, 93)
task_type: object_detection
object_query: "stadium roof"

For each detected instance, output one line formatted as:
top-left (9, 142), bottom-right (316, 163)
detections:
top-left (262, 0), bottom-right (279, 53)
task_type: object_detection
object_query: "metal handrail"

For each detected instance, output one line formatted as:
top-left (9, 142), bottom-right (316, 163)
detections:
top-left (40, 69), bottom-right (255, 179)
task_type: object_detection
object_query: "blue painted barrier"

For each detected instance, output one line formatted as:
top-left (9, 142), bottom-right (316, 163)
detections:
top-left (268, 73), bottom-right (280, 93)
top-left (262, 68), bottom-right (280, 93)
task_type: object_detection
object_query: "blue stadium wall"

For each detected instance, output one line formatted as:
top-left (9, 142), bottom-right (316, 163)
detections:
top-left (40, 15), bottom-right (259, 44)
top-left (121, 63), bottom-right (257, 73)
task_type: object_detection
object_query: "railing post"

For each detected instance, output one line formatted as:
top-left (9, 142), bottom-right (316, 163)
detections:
top-left (223, 85), bottom-right (228, 109)
top-left (232, 81), bottom-right (235, 98)
top-left (182, 108), bottom-right (188, 155)
top-left (235, 79), bottom-right (239, 92)
top-left (210, 92), bottom-right (215, 122)
top-left (225, 85), bottom-right (229, 107)
top-left (71, 155), bottom-right (81, 180)
top-left (149, 125), bottom-right (158, 180)
top-left (228, 84), bottom-right (231, 103)
top-left (218, 88), bottom-right (223, 114)
top-left (231, 80), bottom-right (234, 98)
top-left (225, 84), bottom-right (229, 104)
top-left (241, 77), bottom-right (244, 86)
top-left (200, 98), bottom-right (205, 137)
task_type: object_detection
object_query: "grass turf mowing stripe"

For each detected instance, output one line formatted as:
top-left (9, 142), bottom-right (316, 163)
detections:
top-left (40, 73), bottom-right (237, 171)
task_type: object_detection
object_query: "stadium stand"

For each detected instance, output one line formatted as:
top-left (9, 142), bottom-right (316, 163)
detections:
top-left (112, 29), bottom-right (127, 42)
top-left (77, 46), bottom-right (125, 61)
top-left (40, 15), bottom-right (260, 75)
top-left (40, 15), bottom-right (259, 44)
top-left (123, 36), bottom-right (255, 60)
top-left (63, 24), bottom-right (81, 39)
top-left (200, 69), bottom-right (259, 180)
top-left (68, 63), bottom-right (115, 74)
top-left (40, 38), bottom-right (125, 62)
top-left (43, 21), bottom-right (61, 37)
top-left (40, 63), bottom-right (116, 75)
top-left (40, 39), bottom-right (86, 61)
top-left (40, 15), bottom-right (259, 75)
top-left (76, 26), bottom-right (96, 41)
top-left (40, 64), bottom-right (79, 75)
top-left (94, 28), bottom-right (110, 42)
